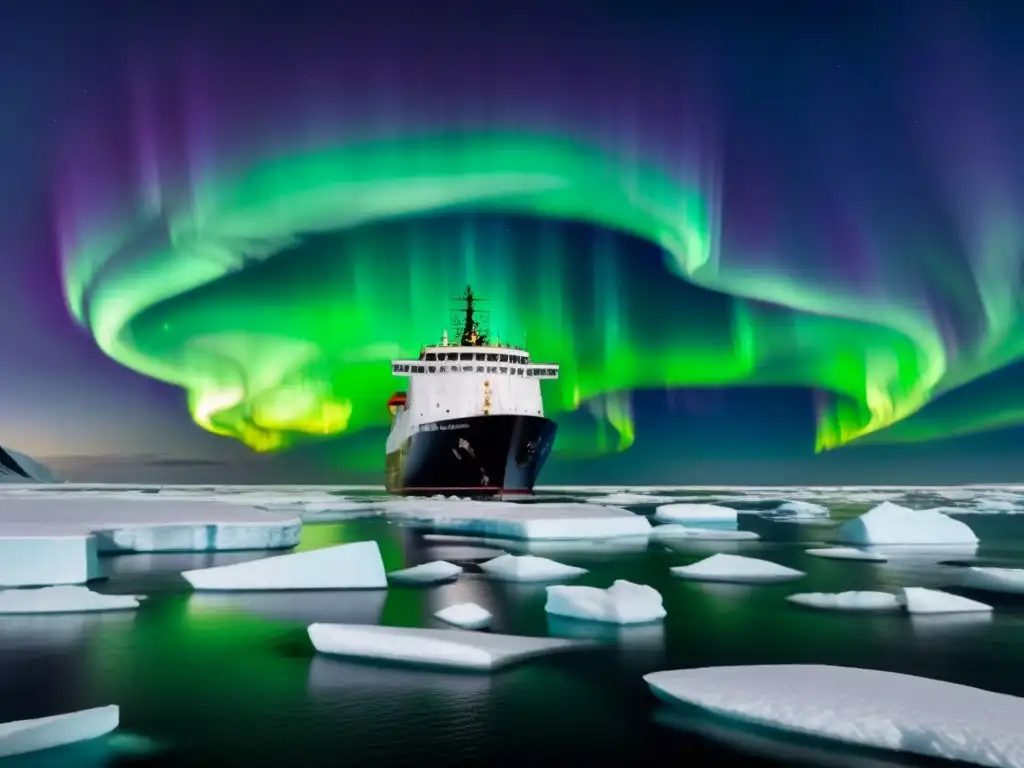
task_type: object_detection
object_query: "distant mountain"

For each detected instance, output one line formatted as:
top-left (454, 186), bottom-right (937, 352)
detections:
top-left (0, 446), bottom-right (58, 483)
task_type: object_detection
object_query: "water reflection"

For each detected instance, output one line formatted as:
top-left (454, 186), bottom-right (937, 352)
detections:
top-left (909, 612), bottom-right (994, 639)
top-left (187, 590), bottom-right (388, 626)
top-left (691, 583), bottom-right (758, 600)
top-left (0, 612), bottom-right (137, 650)
top-left (546, 615), bottom-right (665, 652)
top-left (308, 655), bottom-right (494, 699)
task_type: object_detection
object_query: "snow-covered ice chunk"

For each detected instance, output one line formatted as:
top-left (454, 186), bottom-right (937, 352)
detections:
top-left (962, 567), bottom-right (1024, 595)
top-left (836, 502), bottom-right (978, 546)
top-left (670, 554), bottom-right (805, 584)
top-left (0, 705), bottom-right (119, 758)
top-left (434, 602), bottom-right (492, 630)
top-left (588, 493), bottom-right (681, 505)
top-left (767, 500), bottom-right (830, 519)
top-left (0, 535), bottom-right (99, 587)
top-left (787, 591), bottom-right (901, 612)
top-left (479, 554), bottom-right (587, 582)
top-left (388, 560), bottom-right (463, 584)
top-left (381, 499), bottom-right (650, 540)
top-left (645, 664), bottom-right (1024, 768)
top-left (0, 586), bottom-right (139, 614)
top-left (651, 524), bottom-right (759, 541)
top-left (0, 498), bottom-right (301, 553)
top-left (545, 580), bottom-right (666, 624)
top-left (901, 587), bottom-right (992, 615)
top-left (183, 541), bottom-right (387, 590)
top-left (654, 504), bottom-right (738, 524)
top-left (805, 547), bottom-right (886, 562)
top-left (308, 623), bottom-right (583, 670)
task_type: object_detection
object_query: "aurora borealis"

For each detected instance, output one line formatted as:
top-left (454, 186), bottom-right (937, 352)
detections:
top-left (7, 1), bottom-right (1024, 483)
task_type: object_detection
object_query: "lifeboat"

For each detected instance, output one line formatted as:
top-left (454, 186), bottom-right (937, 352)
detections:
top-left (387, 392), bottom-right (407, 416)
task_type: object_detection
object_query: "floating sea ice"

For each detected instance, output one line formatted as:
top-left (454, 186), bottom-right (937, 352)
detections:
top-left (670, 554), bottom-right (805, 584)
top-left (654, 504), bottom-right (738, 524)
top-left (651, 525), bottom-right (759, 541)
top-left (183, 541), bottom-right (387, 590)
top-left (0, 705), bottom-right (120, 759)
top-left (380, 499), bottom-right (651, 540)
top-left (805, 547), bottom-right (886, 562)
top-left (645, 664), bottom-right (1024, 768)
top-left (767, 501), bottom-right (830, 519)
top-left (962, 567), bottom-right (1024, 595)
top-left (787, 591), bottom-right (901, 612)
top-left (589, 493), bottom-right (681, 505)
top-left (545, 580), bottom-right (666, 624)
top-left (479, 554), bottom-right (587, 582)
top-left (0, 586), bottom-right (139, 614)
top-left (388, 561), bottom-right (463, 585)
top-left (835, 502), bottom-right (978, 546)
top-left (0, 534), bottom-right (99, 587)
top-left (900, 587), bottom-right (992, 615)
top-left (434, 602), bottom-right (492, 630)
top-left (308, 623), bottom-right (583, 670)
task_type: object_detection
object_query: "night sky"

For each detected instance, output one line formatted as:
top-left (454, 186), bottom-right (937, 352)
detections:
top-left (3, 0), bottom-right (1024, 485)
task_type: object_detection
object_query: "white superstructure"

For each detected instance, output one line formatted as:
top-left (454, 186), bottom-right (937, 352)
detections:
top-left (385, 343), bottom-right (559, 452)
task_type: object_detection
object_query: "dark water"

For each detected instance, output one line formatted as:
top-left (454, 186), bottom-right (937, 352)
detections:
top-left (3, 492), bottom-right (1024, 767)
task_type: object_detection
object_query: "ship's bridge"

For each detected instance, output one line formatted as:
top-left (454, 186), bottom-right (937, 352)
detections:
top-left (390, 345), bottom-right (559, 379)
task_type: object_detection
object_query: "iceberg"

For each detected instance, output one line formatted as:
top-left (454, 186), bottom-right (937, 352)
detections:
top-left (545, 580), bottom-right (666, 624)
top-left (805, 547), bottom-right (886, 562)
top-left (388, 560), bottom-right (463, 584)
top-left (835, 502), bottom-right (978, 546)
top-left (653, 504), bottom-right (738, 524)
top-left (900, 587), bottom-right (992, 615)
top-left (381, 499), bottom-right (650, 540)
top-left (962, 567), bottom-right (1024, 594)
top-left (0, 534), bottom-right (100, 587)
top-left (479, 554), bottom-right (587, 582)
top-left (786, 591), bottom-right (901, 612)
top-left (183, 541), bottom-right (387, 590)
top-left (434, 602), bottom-right (492, 630)
top-left (0, 445), bottom-right (57, 484)
top-left (0, 705), bottom-right (119, 759)
top-left (0, 586), bottom-right (139, 614)
top-left (308, 623), bottom-right (583, 670)
top-left (651, 524), bottom-right (759, 541)
top-left (670, 553), bottom-right (805, 584)
top-left (645, 664), bottom-right (1024, 768)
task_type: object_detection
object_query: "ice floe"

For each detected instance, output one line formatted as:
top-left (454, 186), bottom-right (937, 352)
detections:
top-left (645, 664), bottom-right (1024, 768)
top-left (545, 580), bottom-right (666, 624)
top-left (0, 534), bottom-right (100, 587)
top-left (0, 586), bottom-right (139, 614)
top-left (900, 587), bottom-right (992, 614)
top-left (307, 623), bottom-right (583, 670)
top-left (588, 492), bottom-right (681, 505)
top-left (651, 524), bottom-right (759, 541)
top-left (836, 502), bottom-right (978, 546)
top-left (380, 499), bottom-right (650, 539)
top-left (434, 602), bottom-right (492, 630)
top-left (670, 554), bottom-right (805, 584)
top-left (479, 554), bottom-right (587, 582)
top-left (771, 500), bottom-right (830, 518)
top-left (962, 567), bottom-right (1024, 595)
top-left (388, 561), bottom-right (463, 584)
top-left (183, 541), bottom-right (387, 590)
top-left (653, 504), bottom-right (738, 524)
top-left (0, 705), bottom-right (120, 759)
top-left (786, 591), bottom-right (901, 612)
top-left (805, 547), bottom-right (886, 562)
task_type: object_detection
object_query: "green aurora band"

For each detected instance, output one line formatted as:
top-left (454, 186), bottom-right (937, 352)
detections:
top-left (59, 132), bottom-right (1015, 461)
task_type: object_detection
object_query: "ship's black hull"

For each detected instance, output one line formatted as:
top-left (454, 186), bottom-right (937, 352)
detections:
top-left (385, 415), bottom-right (557, 497)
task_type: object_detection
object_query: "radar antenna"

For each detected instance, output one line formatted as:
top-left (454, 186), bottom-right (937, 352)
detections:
top-left (451, 285), bottom-right (490, 347)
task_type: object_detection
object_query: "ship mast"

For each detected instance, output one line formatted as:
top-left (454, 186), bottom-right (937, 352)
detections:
top-left (453, 285), bottom-right (489, 347)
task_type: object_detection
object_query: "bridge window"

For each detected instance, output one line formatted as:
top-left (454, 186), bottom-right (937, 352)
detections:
top-left (516, 368), bottom-right (523, 376)
top-left (446, 352), bottom-right (457, 360)
top-left (499, 366), bottom-right (508, 374)
top-left (476, 366), bottom-right (484, 372)
top-left (486, 353), bottom-right (498, 362)
top-left (487, 366), bottom-right (497, 374)
top-left (439, 366), bottom-right (447, 373)
top-left (428, 366), bottom-right (436, 373)
top-left (475, 353), bottom-right (485, 361)
top-left (460, 353), bottom-right (473, 361)
top-left (527, 369), bottom-right (534, 376)
top-left (499, 354), bottom-right (508, 363)
top-left (425, 353), bottom-right (436, 361)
